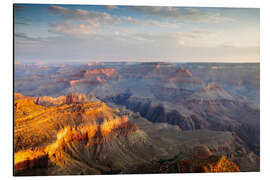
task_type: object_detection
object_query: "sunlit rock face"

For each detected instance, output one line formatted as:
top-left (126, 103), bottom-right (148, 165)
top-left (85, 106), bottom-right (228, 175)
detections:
top-left (66, 68), bottom-right (118, 89)
top-left (14, 62), bottom-right (260, 175)
top-left (33, 93), bottom-right (101, 106)
top-left (14, 93), bottom-right (259, 175)
top-left (14, 93), bottom-right (145, 175)
top-left (202, 156), bottom-right (240, 172)
top-left (164, 67), bottom-right (202, 84)
top-left (159, 145), bottom-right (240, 173)
top-left (84, 68), bottom-right (116, 77)
top-left (189, 145), bottom-right (240, 173)
top-left (14, 117), bottom-right (138, 174)
top-left (176, 155), bottom-right (240, 173)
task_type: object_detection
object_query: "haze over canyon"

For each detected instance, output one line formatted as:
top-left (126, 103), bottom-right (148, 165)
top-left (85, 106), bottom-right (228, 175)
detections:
top-left (14, 61), bottom-right (260, 175)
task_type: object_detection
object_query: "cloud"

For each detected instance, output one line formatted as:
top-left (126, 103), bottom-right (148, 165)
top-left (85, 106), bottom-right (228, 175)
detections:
top-left (121, 16), bottom-right (177, 28)
top-left (14, 30), bottom-right (259, 63)
top-left (14, 5), bottom-right (258, 63)
top-left (47, 5), bottom-right (122, 36)
top-left (47, 5), bottom-right (178, 27)
top-left (14, 16), bottom-right (32, 25)
top-left (47, 5), bottom-right (119, 25)
top-left (116, 30), bottom-right (214, 48)
top-left (15, 33), bottom-right (41, 42)
top-left (49, 22), bottom-right (98, 36)
top-left (47, 5), bottom-right (179, 36)
top-left (14, 33), bottom-right (46, 49)
top-left (129, 6), bottom-right (234, 23)
top-left (48, 5), bottom-right (91, 16)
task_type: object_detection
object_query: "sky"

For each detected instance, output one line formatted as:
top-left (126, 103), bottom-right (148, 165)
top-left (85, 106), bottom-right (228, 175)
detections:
top-left (14, 4), bottom-right (260, 63)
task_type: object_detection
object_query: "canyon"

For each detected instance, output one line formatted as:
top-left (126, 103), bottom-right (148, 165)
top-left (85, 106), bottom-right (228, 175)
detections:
top-left (14, 62), bottom-right (260, 175)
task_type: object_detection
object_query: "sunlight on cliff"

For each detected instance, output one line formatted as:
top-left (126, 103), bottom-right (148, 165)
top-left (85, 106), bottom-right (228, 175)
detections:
top-left (202, 156), bottom-right (240, 172)
top-left (14, 113), bottom-right (136, 172)
top-left (14, 149), bottom-right (46, 165)
top-left (101, 116), bottom-right (129, 137)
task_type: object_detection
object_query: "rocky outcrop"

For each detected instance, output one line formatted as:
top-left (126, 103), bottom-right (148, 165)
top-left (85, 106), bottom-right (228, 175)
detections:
top-left (158, 145), bottom-right (240, 173)
top-left (70, 79), bottom-right (86, 87)
top-left (34, 93), bottom-right (101, 106)
top-left (67, 68), bottom-right (118, 88)
top-left (188, 145), bottom-right (240, 172)
top-left (119, 63), bottom-right (201, 85)
top-left (14, 92), bottom-right (29, 100)
top-left (187, 83), bottom-right (235, 101)
top-left (165, 67), bottom-right (201, 84)
top-left (201, 156), bottom-right (240, 172)
top-left (192, 145), bottom-right (213, 159)
top-left (69, 77), bottom-right (106, 87)
top-left (188, 63), bottom-right (260, 105)
top-left (87, 93), bottom-right (101, 102)
top-left (65, 93), bottom-right (88, 104)
top-left (84, 68), bottom-right (115, 77)
top-left (177, 155), bottom-right (240, 173)
top-left (14, 93), bottom-right (259, 175)
top-left (14, 116), bottom-right (139, 175)
top-left (14, 94), bottom-right (150, 175)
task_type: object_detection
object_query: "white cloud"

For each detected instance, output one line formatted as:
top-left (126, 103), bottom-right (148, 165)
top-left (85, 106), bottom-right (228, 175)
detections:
top-left (15, 30), bottom-right (259, 63)
top-left (49, 22), bottom-right (98, 36)
top-left (48, 5), bottom-right (120, 26)
top-left (47, 5), bottom-right (180, 36)
top-left (121, 16), bottom-right (177, 28)
top-left (47, 6), bottom-right (235, 37)
top-left (15, 5), bottom-right (259, 63)
top-left (47, 5), bottom-right (119, 36)
top-left (129, 6), bottom-right (235, 23)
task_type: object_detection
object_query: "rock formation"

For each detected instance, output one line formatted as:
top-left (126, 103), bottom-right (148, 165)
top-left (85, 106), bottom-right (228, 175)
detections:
top-left (34, 93), bottom-right (101, 107)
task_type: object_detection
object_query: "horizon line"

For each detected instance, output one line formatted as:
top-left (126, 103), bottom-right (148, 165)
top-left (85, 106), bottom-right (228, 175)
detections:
top-left (15, 60), bottom-right (260, 65)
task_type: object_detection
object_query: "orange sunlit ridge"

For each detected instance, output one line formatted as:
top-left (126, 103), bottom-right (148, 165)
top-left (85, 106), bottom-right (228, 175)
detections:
top-left (14, 115), bottom-right (136, 168)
